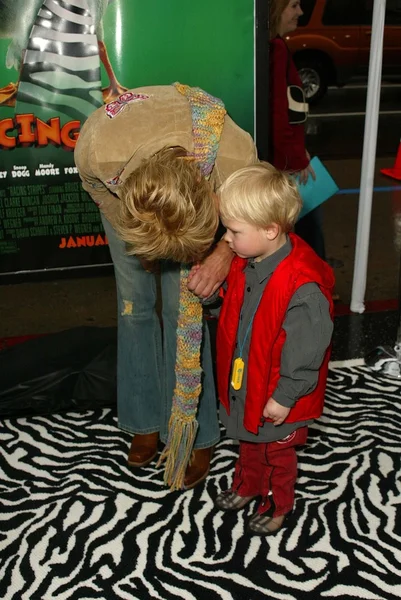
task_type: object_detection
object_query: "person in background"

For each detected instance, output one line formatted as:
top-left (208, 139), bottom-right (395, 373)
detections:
top-left (269, 0), bottom-right (326, 261)
top-left (214, 163), bottom-right (334, 535)
top-left (74, 84), bottom-right (258, 491)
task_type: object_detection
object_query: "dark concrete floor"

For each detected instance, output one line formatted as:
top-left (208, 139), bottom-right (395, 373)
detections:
top-left (1, 157), bottom-right (400, 353)
top-left (323, 157), bottom-right (401, 306)
top-left (0, 274), bottom-right (117, 338)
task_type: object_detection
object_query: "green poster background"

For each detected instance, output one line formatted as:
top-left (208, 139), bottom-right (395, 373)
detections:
top-left (101, 0), bottom-right (254, 134)
top-left (0, 0), bottom-right (254, 276)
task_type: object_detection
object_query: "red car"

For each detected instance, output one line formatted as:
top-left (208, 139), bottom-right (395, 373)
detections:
top-left (285, 0), bottom-right (401, 103)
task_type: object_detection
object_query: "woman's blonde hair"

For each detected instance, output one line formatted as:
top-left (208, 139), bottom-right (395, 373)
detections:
top-left (269, 0), bottom-right (290, 39)
top-left (116, 146), bottom-right (219, 263)
top-left (219, 162), bottom-right (302, 232)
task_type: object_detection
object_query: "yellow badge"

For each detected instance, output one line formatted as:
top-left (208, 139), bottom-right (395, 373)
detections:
top-left (231, 357), bottom-right (245, 391)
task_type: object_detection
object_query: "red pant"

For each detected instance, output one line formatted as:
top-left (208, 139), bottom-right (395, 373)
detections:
top-left (231, 427), bottom-right (308, 517)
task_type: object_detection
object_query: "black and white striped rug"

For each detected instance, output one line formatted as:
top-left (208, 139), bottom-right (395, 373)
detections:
top-left (1, 360), bottom-right (400, 600)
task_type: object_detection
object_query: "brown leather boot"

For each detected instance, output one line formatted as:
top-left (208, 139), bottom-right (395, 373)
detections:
top-left (183, 446), bottom-right (213, 490)
top-left (127, 432), bottom-right (159, 467)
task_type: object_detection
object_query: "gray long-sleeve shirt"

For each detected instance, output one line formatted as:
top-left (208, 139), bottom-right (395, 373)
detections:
top-left (219, 236), bottom-right (333, 443)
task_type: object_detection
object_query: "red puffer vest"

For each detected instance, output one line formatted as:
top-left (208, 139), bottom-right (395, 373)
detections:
top-left (217, 234), bottom-right (335, 434)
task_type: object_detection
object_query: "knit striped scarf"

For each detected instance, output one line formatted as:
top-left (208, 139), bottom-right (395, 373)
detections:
top-left (157, 83), bottom-right (226, 490)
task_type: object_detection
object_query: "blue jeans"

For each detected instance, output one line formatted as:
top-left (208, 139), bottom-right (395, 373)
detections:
top-left (102, 215), bottom-right (220, 449)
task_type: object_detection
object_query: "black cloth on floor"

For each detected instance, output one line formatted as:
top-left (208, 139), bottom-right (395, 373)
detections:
top-left (0, 327), bottom-right (117, 418)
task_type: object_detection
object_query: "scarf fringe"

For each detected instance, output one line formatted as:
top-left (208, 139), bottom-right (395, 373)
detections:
top-left (157, 408), bottom-right (199, 490)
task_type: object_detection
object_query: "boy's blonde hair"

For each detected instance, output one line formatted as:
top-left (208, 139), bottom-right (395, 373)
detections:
top-left (269, 0), bottom-right (291, 39)
top-left (219, 162), bottom-right (302, 232)
top-left (116, 146), bottom-right (219, 263)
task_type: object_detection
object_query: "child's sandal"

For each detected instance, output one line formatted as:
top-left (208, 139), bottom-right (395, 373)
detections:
top-left (247, 511), bottom-right (291, 535)
top-left (215, 490), bottom-right (257, 511)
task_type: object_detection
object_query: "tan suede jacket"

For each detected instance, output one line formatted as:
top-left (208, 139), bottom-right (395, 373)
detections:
top-left (74, 85), bottom-right (258, 230)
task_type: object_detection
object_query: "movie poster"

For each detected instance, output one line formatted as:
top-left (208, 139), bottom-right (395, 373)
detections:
top-left (0, 0), bottom-right (254, 276)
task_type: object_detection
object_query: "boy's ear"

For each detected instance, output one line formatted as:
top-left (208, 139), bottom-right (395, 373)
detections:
top-left (265, 223), bottom-right (280, 240)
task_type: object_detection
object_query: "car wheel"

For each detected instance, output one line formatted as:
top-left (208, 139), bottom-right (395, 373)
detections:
top-left (294, 57), bottom-right (328, 104)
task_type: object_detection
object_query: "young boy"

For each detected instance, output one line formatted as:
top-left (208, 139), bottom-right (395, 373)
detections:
top-left (215, 162), bottom-right (334, 535)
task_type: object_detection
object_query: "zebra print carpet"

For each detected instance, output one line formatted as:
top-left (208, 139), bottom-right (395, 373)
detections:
top-left (1, 360), bottom-right (400, 600)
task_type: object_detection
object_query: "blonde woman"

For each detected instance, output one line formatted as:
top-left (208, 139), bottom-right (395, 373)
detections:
top-left (75, 84), bottom-right (258, 489)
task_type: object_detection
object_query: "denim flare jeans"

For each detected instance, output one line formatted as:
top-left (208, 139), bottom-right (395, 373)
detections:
top-left (102, 215), bottom-right (220, 449)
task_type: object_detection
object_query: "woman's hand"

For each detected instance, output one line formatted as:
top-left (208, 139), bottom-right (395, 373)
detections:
top-left (187, 240), bottom-right (234, 299)
top-left (298, 151), bottom-right (316, 185)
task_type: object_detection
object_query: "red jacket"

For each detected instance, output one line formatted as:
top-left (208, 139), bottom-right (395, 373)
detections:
top-left (269, 37), bottom-right (309, 172)
top-left (217, 234), bottom-right (334, 435)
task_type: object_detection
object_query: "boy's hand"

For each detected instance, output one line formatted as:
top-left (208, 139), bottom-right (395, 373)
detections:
top-left (187, 263), bottom-right (201, 283)
top-left (263, 397), bottom-right (290, 426)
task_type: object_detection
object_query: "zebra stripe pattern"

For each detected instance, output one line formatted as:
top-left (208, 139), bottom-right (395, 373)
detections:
top-left (0, 362), bottom-right (400, 599)
top-left (16, 0), bottom-right (103, 122)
